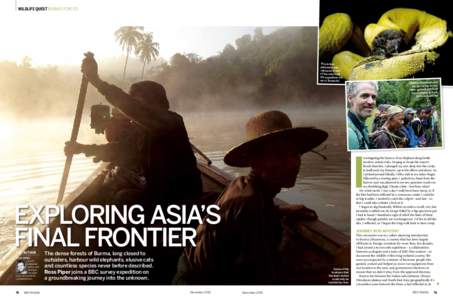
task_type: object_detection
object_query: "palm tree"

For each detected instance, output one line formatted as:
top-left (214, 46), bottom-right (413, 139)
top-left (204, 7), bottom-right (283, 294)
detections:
top-left (114, 26), bottom-right (144, 80)
top-left (135, 32), bottom-right (160, 79)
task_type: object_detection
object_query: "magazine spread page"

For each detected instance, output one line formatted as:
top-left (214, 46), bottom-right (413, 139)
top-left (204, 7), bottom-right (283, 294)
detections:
top-left (0, 1), bottom-right (451, 299)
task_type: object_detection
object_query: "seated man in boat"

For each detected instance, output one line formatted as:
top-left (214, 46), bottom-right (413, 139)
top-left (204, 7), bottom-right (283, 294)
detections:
top-left (173, 110), bottom-right (327, 284)
top-left (66, 53), bottom-right (203, 208)
top-left (65, 108), bottom-right (147, 202)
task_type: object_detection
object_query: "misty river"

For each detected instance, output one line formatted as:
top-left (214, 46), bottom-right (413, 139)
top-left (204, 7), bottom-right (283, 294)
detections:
top-left (0, 109), bottom-right (350, 275)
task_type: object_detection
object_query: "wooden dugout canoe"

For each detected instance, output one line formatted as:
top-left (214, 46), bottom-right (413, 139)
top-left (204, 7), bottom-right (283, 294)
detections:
top-left (0, 159), bottom-right (351, 285)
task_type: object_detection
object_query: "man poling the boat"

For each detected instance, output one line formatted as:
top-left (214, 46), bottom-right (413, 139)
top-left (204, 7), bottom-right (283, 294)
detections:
top-left (173, 110), bottom-right (328, 284)
top-left (65, 52), bottom-right (203, 210)
top-left (61, 53), bottom-right (206, 284)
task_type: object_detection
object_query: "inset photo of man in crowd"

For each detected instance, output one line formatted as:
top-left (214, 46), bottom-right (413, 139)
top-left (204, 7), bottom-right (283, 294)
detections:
top-left (346, 78), bottom-right (443, 151)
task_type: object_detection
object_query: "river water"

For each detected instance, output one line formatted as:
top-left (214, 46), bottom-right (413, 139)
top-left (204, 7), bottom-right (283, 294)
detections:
top-left (0, 109), bottom-right (350, 275)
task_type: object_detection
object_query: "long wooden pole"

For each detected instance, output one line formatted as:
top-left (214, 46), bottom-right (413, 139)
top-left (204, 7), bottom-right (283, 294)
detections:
top-left (56, 53), bottom-right (92, 203)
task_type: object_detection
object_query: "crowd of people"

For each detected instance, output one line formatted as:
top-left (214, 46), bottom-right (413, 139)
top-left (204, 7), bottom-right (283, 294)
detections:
top-left (347, 81), bottom-right (441, 150)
